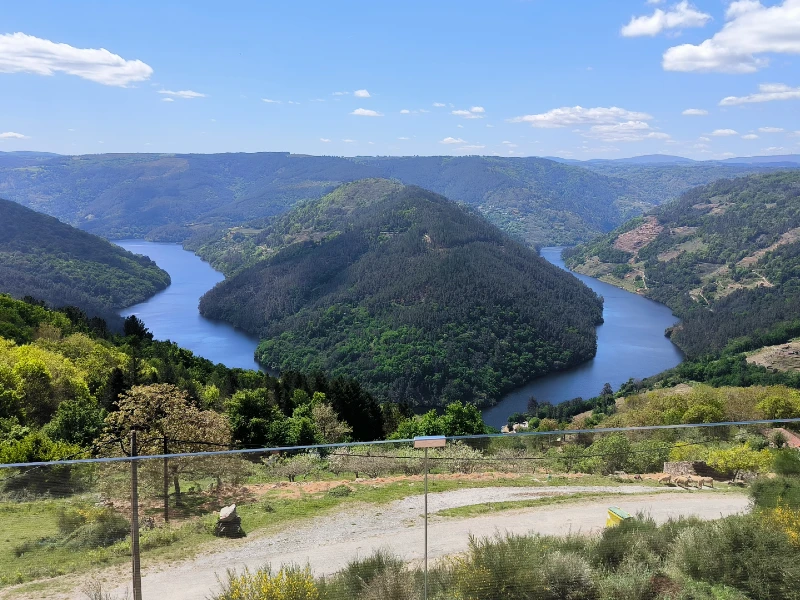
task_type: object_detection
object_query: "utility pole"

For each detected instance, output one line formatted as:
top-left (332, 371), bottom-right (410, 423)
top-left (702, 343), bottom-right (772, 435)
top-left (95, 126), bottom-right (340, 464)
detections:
top-left (163, 437), bottom-right (169, 524)
top-left (413, 436), bottom-right (446, 600)
top-left (130, 430), bottom-right (143, 600)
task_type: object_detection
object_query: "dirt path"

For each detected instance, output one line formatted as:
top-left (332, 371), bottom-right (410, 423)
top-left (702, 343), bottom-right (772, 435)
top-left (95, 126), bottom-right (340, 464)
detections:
top-left (58, 486), bottom-right (747, 600)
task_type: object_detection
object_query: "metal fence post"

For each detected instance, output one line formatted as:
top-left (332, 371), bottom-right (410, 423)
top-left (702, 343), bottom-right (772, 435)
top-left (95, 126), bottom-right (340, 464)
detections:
top-left (413, 436), bottom-right (446, 600)
top-left (131, 430), bottom-right (143, 600)
top-left (163, 437), bottom-right (169, 524)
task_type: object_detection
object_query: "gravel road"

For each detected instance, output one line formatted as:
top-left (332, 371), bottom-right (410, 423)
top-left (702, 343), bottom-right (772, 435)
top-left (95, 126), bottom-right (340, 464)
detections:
top-left (68, 485), bottom-right (747, 600)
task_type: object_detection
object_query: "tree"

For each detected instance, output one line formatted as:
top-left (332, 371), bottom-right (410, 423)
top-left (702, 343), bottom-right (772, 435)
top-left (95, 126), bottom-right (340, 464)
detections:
top-left (311, 400), bottom-right (352, 444)
top-left (99, 383), bottom-right (231, 502)
top-left (600, 383), bottom-right (613, 397)
top-left (13, 357), bottom-right (55, 426)
top-left (707, 445), bottom-right (772, 480)
top-left (0, 363), bottom-right (21, 419)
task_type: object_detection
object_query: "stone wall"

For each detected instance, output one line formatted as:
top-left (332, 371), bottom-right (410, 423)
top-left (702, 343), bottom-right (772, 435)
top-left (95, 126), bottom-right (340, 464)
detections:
top-left (663, 461), bottom-right (698, 476)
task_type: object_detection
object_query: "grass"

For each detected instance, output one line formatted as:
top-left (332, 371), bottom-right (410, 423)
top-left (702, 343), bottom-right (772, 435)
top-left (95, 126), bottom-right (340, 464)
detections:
top-left (436, 492), bottom-right (635, 518)
top-left (0, 472), bottom-right (656, 591)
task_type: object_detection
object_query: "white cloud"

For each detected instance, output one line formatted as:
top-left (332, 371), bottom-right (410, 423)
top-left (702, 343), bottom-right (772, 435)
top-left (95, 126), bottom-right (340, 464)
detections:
top-left (310, 98), bottom-right (325, 102)
top-left (711, 128), bottom-right (739, 136)
top-left (720, 83), bottom-right (800, 106)
top-left (0, 32), bottom-right (152, 87)
top-left (584, 121), bottom-right (671, 142)
top-left (698, 136), bottom-right (711, 141)
top-left (759, 126), bottom-right (785, 133)
top-left (159, 89), bottom-right (205, 99)
top-left (440, 137), bottom-right (466, 144)
top-left (763, 146), bottom-right (788, 153)
top-left (332, 91), bottom-right (348, 96)
top-left (354, 89), bottom-right (371, 98)
top-left (398, 136), bottom-right (410, 140)
top-left (288, 100), bottom-right (299, 105)
top-left (509, 105), bottom-right (651, 128)
top-left (162, 97), bottom-right (174, 102)
top-left (457, 124), bottom-right (464, 128)
top-left (350, 108), bottom-right (383, 117)
top-left (262, 98), bottom-right (281, 103)
top-left (400, 109), bottom-right (411, 114)
top-left (342, 139), bottom-right (356, 143)
top-left (621, 1), bottom-right (711, 37)
top-left (663, 1), bottom-right (800, 73)
top-left (486, 124), bottom-right (494, 128)
top-left (320, 138), bottom-right (331, 143)
top-left (0, 131), bottom-right (28, 139)
top-left (419, 108), bottom-right (429, 113)
top-left (458, 145), bottom-right (485, 151)
top-left (682, 108), bottom-right (709, 115)
top-left (742, 133), bottom-right (759, 139)
top-left (452, 108), bottom-right (485, 119)
top-left (433, 102), bottom-right (446, 107)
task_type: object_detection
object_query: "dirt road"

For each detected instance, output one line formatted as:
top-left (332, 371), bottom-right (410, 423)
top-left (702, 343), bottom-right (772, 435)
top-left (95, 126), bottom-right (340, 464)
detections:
top-left (74, 485), bottom-right (747, 600)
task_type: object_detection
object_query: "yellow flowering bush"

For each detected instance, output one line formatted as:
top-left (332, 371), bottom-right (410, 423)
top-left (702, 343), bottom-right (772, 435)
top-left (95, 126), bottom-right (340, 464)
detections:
top-left (214, 565), bottom-right (319, 600)
top-left (765, 504), bottom-right (800, 548)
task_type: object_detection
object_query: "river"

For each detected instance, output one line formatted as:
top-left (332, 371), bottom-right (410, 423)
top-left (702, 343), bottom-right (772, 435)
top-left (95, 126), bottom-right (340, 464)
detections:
top-left (116, 241), bottom-right (683, 428)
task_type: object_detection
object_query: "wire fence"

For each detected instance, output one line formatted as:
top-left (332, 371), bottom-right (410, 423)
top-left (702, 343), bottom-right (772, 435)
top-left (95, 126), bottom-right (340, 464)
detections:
top-left (1, 419), bottom-right (799, 600)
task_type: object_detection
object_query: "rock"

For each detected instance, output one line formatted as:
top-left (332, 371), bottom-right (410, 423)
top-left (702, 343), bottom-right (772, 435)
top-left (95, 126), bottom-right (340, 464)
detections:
top-left (214, 503), bottom-right (246, 538)
top-left (219, 504), bottom-right (237, 522)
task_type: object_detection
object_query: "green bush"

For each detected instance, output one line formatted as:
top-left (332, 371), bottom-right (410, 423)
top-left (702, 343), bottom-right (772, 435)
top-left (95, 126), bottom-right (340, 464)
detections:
top-left (322, 550), bottom-right (405, 599)
top-left (751, 476), bottom-right (800, 509)
top-left (773, 449), bottom-right (800, 476)
top-left (213, 565), bottom-right (319, 600)
top-left (669, 514), bottom-right (800, 600)
top-left (327, 484), bottom-right (352, 498)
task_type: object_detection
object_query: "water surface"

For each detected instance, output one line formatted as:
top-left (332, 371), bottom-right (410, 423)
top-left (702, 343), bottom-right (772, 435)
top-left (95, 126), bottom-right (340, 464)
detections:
top-left (482, 247), bottom-right (683, 428)
top-left (116, 240), bottom-right (263, 371)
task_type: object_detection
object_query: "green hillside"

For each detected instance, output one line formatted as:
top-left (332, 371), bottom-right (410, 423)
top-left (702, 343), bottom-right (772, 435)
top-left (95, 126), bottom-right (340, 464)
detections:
top-left (565, 171), bottom-right (800, 358)
top-left (0, 198), bottom-right (170, 319)
top-left (199, 180), bottom-right (604, 407)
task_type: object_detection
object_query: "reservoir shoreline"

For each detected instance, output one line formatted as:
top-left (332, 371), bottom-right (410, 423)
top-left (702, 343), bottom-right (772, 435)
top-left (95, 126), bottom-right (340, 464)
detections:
top-left (116, 241), bottom-right (683, 429)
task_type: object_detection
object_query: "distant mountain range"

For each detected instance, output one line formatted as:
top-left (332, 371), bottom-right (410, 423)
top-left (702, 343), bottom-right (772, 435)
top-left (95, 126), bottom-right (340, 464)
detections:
top-left (2, 151), bottom-right (795, 248)
top-left (547, 153), bottom-right (800, 166)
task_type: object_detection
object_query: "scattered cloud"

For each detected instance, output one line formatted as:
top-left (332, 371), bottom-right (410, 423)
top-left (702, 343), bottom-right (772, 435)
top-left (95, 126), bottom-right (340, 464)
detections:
top-left (486, 124), bottom-right (494, 128)
top-left (452, 107), bottom-right (485, 119)
top-left (584, 121), bottom-right (671, 142)
top-left (720, 83), bottom-right (800, 106)
top-left (663, 0), bottom-right (800, 73)
top-left (159, 89), bottom-right (205, 99)
top-left (457, 124), bottom-right (464, 128)
top-left (682, 108), bottom-right (709, 115)
top-left (0, 131), bottom-right (28, 139)
top-left (310, 98), bottom-right (325, 102)
top-left (621, 1), bottom-right (711, 37)
top-left (288, 100), bottom-right (300, 105)
top-left (354, 89), bottom-right (371, 98)
top-left (509, 105), bottom-right (651, 127)
top-left (162, 97), bottom-right (174, 102)
top-left (440, 137), bottom-right (466, 144)
top-left (711, 128), bottom-right (739, 136)
top-left (342, 138), bottom-right (356, 143)
top-left (762, 146), bottom-right (788, 153)
top-left (458, 145), bottom-right (485, 151)
top-left (332, 91), bottom-right (348, 96)
top-left (759, 126), bottom-right (785, 133)
top-left (0, 32), bottom-right (152, 87)
top-left (320, 138), bottom-right (331, 143)
top-left (742, 133), bottom-right (759, 139)
top-left (262, 98), bottom-right (281, 103)
top-left (400, 109), bottom-right (411, 114)
top-left (398, 136), bottom-right (410, 140)
top-left (350, 108), bottom-right (383, 117)
top-left (432, 102), bottom-right (446, 107)
top-left (698, 136), bottom-right (711, 141)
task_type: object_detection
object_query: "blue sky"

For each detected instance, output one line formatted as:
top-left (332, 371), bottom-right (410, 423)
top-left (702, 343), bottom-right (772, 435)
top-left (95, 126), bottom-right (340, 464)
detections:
top-left (0, 0), bottom-right (799, 159)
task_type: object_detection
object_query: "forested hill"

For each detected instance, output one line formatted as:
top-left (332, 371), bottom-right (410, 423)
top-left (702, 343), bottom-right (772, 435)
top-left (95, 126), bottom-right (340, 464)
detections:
top-left (564, 171), bottom-right (800, 358)
top-left (0, 199), bottom-right (170, 321)
top-left (199, 180), bottom-right (604, 407)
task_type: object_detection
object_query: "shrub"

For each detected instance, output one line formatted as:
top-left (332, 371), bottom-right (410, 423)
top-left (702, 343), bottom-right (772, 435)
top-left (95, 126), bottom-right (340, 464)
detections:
top-left (751, 477), bottom-right (800, 509)
top-left (213, 565), bottom-right (319, 600)
top-left (669, 514), bottom-right (800, 600)
top-left (56, 504), bottom-right (129, 549)
top-left (327, 484), bottom-right (352, 498)
top-left (773, 449), bottom-right (800, 476)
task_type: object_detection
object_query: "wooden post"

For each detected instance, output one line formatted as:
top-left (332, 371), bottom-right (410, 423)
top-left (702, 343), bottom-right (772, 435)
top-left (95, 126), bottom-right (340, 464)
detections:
top-left (130, 430), bottom-right (143, 600)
